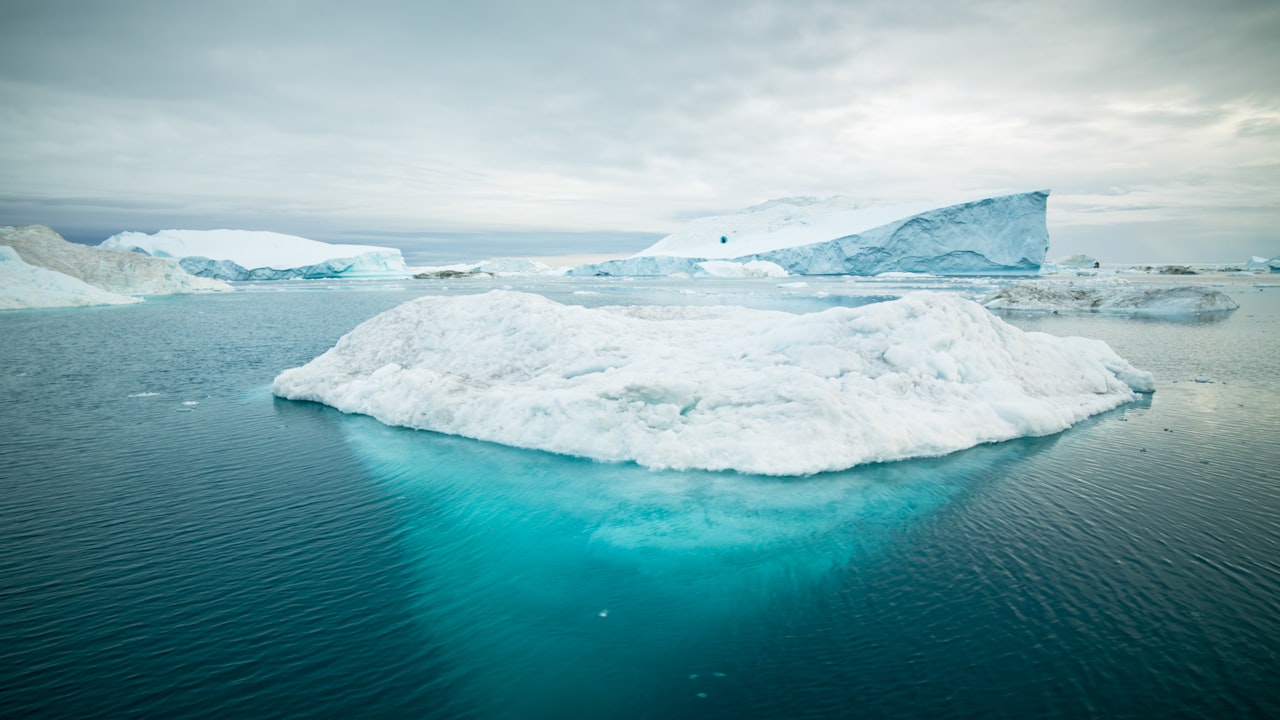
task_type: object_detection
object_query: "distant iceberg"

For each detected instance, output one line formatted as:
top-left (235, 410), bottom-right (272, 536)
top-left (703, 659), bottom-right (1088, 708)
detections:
top-left (1, 225), bottom-right (229, 309)
top-left (1244, 255), bottom-right (1280, 272)
top-left (273, 290), bottom-right (1152, 476)
top-left (414, 258), bottom-right (559, 278)
top-left (984, 280), bottom-right (1239, 316)
top-left (101, 229), bottom-right (409, 281)
top-left (570, 191), bottom-right (1050, 277)
top-left (1, 245), bottom-right (141, 309)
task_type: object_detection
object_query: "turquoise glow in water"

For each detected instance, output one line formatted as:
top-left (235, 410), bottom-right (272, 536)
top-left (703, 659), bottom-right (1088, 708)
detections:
top-left (2, 277), bottom-right (1278, 718)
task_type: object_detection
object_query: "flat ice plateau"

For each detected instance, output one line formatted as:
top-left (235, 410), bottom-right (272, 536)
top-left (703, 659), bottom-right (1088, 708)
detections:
top-left (102, 229), bottom-right (409, 280)
top-left (273, 290), bottom-right (1153, 475)
top-left (570, 191), bottom-right (1049, 277)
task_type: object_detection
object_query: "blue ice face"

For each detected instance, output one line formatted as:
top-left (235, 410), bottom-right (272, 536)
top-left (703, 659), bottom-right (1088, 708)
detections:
top-left (339, 415), bottom-right (1057, 715)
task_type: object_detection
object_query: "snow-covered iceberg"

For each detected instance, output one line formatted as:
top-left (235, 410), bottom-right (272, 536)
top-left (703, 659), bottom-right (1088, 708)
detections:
top-left (570, 191), bottom-right (1050, 277)
top-left (1, 245), bottom-right (142, 309)
top-left (272, 290), bottom-right (1152, 476)
top-left (414, 258), bottom-right (559, 279)
top-left (696, 259), bottom-right (789, 278)
top-left (983, 280), bottom-right (1239, 316)
top-left (3, 225), bottom-right (230, 297)
top-left (101, 229), bottom-right (409, 281)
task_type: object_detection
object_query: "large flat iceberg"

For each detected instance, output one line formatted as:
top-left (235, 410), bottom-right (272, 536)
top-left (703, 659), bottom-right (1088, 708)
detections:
top-left (3, 225), bottom-right (230, 297)
top-left (570, 191), bottom-right (1050, 277)
top-left (101, 229), bottom-right (409, 281)
top-left (272, 290), bottom-right (1152, 475)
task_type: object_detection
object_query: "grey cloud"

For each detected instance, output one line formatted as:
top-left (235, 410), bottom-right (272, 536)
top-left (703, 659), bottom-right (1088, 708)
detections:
top-left (2, 0), bottom-right (1278, 261)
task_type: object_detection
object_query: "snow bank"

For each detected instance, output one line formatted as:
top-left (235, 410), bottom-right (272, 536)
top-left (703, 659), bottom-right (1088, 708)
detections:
top-left (570, 191), bottom-right (1049, 277)
top-left (273, 290), bottom-right (1152, 475)
top-left (3, 225), bottom-right (230, 296)
top-left (101, 229), bottom-right (409, 280)
top-left (1, 245), bottom-right (141, 309)
top-left (983, 280), bottom-right (1239, 316)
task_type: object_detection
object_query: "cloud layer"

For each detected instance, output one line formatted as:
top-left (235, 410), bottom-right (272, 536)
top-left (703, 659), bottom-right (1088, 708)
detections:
top-left (2, 0), bottom-right (1277, 262)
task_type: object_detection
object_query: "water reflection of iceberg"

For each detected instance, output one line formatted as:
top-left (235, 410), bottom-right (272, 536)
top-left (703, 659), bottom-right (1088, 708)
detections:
top-left (333, 412), bottom-right (1078, 718)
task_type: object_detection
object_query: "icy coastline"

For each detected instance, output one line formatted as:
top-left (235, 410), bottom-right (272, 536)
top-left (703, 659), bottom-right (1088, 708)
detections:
top-left (273, 290), bottom-right (1153, 475)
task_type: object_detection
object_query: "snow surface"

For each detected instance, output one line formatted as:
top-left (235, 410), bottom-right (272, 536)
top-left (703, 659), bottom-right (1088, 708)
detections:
top-left (983, 280), bottom-right (1239, 316)
top-left (3, 225), bottom-right (230, 296)
top-left (570, 191), bottom-right (1050, 277)
top-left (101, 229), bottom-right (409, 280)
top-left (1, 245), bottom-right (142, 309)
top-left (272, 290), bottom-right (1153, 476)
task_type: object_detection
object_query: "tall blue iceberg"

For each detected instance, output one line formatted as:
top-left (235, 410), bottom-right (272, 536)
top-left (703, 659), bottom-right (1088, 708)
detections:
top-left (571, 190), bottom-right (1050, 277)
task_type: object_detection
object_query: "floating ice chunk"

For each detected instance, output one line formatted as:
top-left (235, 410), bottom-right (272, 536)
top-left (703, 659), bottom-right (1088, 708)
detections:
top-left (274, 290), bottom-right (1153, 475)
top-left (984, 280), bottom-right (1238, 316)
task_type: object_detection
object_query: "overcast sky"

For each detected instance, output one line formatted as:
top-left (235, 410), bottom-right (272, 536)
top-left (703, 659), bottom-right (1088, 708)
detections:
top-left (2, 0), bottom-right (1277, 263)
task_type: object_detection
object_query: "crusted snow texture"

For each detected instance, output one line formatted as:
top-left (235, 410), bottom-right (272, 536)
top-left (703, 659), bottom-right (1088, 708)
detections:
top-left (272, 290), bottom-right (1152, 476)
top-left (571, 191), bottom-right (1049, 277)
top-left (1, 245), bottom-right (141, 309)
top-left (101, 229), bottom-right (409, 280)
top-left (2, 225), bottom-right (230, 295)
top-left (983, 280), bottom-right (1239, 315)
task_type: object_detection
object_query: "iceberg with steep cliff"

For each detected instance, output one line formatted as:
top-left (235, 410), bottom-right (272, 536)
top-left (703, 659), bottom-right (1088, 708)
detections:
top-left (101, 229), bottom-right (409, 280)
top-left (273, 289), bottom-right (1152, 476)
top-left (570, 191), bottom-right (1050, 277)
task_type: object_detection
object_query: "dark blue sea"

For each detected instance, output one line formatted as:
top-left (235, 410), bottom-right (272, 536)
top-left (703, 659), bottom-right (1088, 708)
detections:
top-left (2, 275), bottom-right (1278, 719)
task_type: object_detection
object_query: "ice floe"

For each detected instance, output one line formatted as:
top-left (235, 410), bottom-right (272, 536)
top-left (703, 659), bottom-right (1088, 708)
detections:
top-left (983, 280), bottom-right (1239, 316)
top-left (273, 290), bottom-right (1153, 475)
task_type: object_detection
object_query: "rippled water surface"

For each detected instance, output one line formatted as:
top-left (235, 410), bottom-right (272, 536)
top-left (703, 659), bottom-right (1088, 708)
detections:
top-left (2, 276), bottom-right (1278, 719)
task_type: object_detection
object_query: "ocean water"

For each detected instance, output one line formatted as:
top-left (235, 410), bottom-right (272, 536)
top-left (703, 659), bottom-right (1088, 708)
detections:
top-left (2, 275), bottom-right (1278, 719)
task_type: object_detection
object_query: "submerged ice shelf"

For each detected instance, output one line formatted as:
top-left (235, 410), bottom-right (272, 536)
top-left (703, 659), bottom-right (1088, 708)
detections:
top-left (273, 290), bottom-right (1153, 475)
